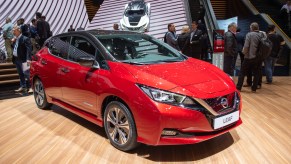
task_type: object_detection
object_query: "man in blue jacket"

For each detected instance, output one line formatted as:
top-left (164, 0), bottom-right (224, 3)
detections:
top-left (12, 26), bottom-right (32, 93)
top-left (165, 23), bottom-right (180, 51)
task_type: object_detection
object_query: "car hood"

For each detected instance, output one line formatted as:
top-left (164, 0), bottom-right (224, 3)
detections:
top-left (120, 58), bottom-right (235, 97)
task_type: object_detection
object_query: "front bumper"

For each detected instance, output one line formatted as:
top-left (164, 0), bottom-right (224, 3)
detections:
top-left (120, 21), bottom-right (149, 32)
top-left (133, 98), bottom-right (242, 146)
top-left (157, 118), bottom-right (242, 145)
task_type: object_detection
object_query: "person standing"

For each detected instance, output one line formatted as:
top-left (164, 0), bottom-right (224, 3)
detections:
top-left (18, 18), bottom-right (31, 38)
top-left (41, 16), bottom-right (52, 37)
top-left (113, 23), bottom-right (119, 30)
top-left (281, 0), bottom-right (291, 29)
top-left (281, 1), bottom-right (291, 13)
top-left (223, 22), bottom-right (238, 75)
top-left (68, 25), bottom-right (75, 32)
top-left (12, 26), bottom-right (32, 93)
top-left (35, 12), bottom-right (48, 47)
top-left (30, 19), bottom-right (39, 55)
top-left (237, 22), bottom-right (262, 92)
top-left (165, 23), bottom-right (180, 51)
top-left (264, 25), bottom-right (285, 84)
top-left (236, 28), bottom-right (245, 66)
top-left (183, 21), bottom-right (203, 59)
top-left (178, 26), bottom-right (191, 56)
top-left (2, 17), bottom-right (14, 62)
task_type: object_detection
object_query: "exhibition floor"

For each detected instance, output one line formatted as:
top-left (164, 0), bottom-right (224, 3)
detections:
top-left (0, 77), bottom-right (290, 163)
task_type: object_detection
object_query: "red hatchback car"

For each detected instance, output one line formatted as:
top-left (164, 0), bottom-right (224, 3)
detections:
top-left (30, 30), bottom-right (242, 151)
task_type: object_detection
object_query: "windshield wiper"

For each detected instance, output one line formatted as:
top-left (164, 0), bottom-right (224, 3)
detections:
top-left (122, 61), bottom-right (146, 65)
top-left (152, 59), bottom-right (183, 63)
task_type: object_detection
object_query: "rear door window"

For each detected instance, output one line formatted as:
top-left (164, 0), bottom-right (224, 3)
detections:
top-left (46, 36), bottom-right (70, 59)
top-left (68, 36), bottom-right (96, 62)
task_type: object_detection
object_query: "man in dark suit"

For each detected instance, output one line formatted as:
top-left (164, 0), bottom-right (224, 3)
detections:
top-left (36, 12), bottom-right (49, 47)
top-left (183, 21), bottom-right (203, 59)
top-left (224, 22), bottom-right (238, 75)
top-left (12, 26), bottom-right (32, 93)
top-left (235, 28), bottom-right (245, 66)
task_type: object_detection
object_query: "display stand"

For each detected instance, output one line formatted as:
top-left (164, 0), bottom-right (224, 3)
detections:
top-left (212, 29), bottom-right (225, 70)
top-left (212, 52), bottom-right (224, 70)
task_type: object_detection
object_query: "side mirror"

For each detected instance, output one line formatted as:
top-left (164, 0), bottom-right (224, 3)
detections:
top-left (78, 57), bottom-right (99, 69)
top-left (50, 47), bottom-right (60, 55)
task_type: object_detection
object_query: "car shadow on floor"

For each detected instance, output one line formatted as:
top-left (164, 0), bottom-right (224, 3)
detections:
top-left (51, 104), bottom-right (236, 161)
top-left (51, 105), bottom-right (107, 138)
top-left (29, 103), bottom-right (236, 161)
top-left (131, 131), bottom-right (236, 162)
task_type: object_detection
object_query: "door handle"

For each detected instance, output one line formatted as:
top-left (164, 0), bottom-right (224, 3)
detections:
top-left (61, 67), bottom-right (70, 73)
top-left (41, 59), bottom-right (47, 65)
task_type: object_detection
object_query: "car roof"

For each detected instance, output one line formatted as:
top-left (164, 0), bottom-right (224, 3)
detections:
top-left (53, 30), bottom-right (144, 38)
top-left (128, 0), bottom-right (146, 10)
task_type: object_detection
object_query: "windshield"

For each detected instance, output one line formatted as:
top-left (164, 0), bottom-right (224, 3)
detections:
top-left (125, 9), bottom-right (145, 16)
top-left (95, 34), bottom-right (186, 64)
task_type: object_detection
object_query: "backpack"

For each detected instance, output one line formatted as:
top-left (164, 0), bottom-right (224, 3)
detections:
top-left (164, 32), bottom-right (168, 43)
top-left (256, 32), bottom-right (272, 61)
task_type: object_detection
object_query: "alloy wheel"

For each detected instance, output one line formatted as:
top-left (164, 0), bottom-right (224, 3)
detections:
top-left (106, 106), bottom-right (130, 145)
top-left (34, 80), bottom-right (45, 106)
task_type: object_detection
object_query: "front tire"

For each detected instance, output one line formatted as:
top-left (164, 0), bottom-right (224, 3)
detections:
top-left (104, 101), bottom-right (139, 151)
top-left (33, 78), bottom-right (51, 109)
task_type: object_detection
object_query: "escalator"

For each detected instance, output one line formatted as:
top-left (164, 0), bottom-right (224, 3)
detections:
top-left (249, 0), bottom-right (291, 38)
top-left (240, 0), bottom-right (291, 76)
top-left (210, 0), bottom-right (269, 36)
top-left (192, 0), bottom-right (290, 75)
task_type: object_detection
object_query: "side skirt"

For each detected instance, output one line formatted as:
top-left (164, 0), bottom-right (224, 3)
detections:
top-left (52, 98), bottom-right (103, 127)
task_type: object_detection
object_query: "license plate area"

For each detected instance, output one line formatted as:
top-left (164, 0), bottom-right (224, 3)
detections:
top-left (213, 110), bottom-right (239, 129)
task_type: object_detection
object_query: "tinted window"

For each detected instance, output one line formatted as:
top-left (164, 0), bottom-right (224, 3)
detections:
top-left (71, 36), bottom-right (96, 55)
top-left (68, 36), bottom-right (96, 62)
top-left (126, 9), bottom-right (145, 16)
top-left (47, 37), bottom-right (70, 59)
top-left (60, 36), bottom-right (70, 43)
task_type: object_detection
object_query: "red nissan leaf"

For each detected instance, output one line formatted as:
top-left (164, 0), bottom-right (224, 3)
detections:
top-left (30, 30), bottom-right (242, 151)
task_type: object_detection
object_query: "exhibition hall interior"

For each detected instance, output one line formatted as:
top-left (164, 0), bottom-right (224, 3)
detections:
top-left (0, 0), bottom-right (290, 163)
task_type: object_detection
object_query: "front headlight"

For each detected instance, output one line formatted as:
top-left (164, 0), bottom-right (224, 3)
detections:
top-left (137, 84), bottom-right (197, 107)
top-left (142, 23), bottom-right (147, 28)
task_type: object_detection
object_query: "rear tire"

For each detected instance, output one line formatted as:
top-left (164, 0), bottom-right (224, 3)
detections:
top-left (104, 101), bottom-right (139, 151)
top-left (33, 78), bottom-right (52, 109)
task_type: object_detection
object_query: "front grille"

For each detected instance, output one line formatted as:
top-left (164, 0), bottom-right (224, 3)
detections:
top-left (204, 92), bottom-right (238, 114)
top-left (128, 27), bottom-right (140, 31)
top-left (129, 22), bottom-right (139, 26)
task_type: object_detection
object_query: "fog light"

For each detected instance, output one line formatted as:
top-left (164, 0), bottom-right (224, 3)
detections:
top-left (161, 129), bottom-right (177, 136)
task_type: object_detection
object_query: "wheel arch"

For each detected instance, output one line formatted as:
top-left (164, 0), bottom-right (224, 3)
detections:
top-left (31, 75), bottom-right (52, 103)
top-left (101, 95), bottom-right (138, 134)
top-left (31, 75), bottom-right (40, 88)
top-left (101, 95), bottom-right (132, 120)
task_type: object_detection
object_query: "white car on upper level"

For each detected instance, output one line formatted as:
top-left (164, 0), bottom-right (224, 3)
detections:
top-left (120, 0), bottom-right (150, 32)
